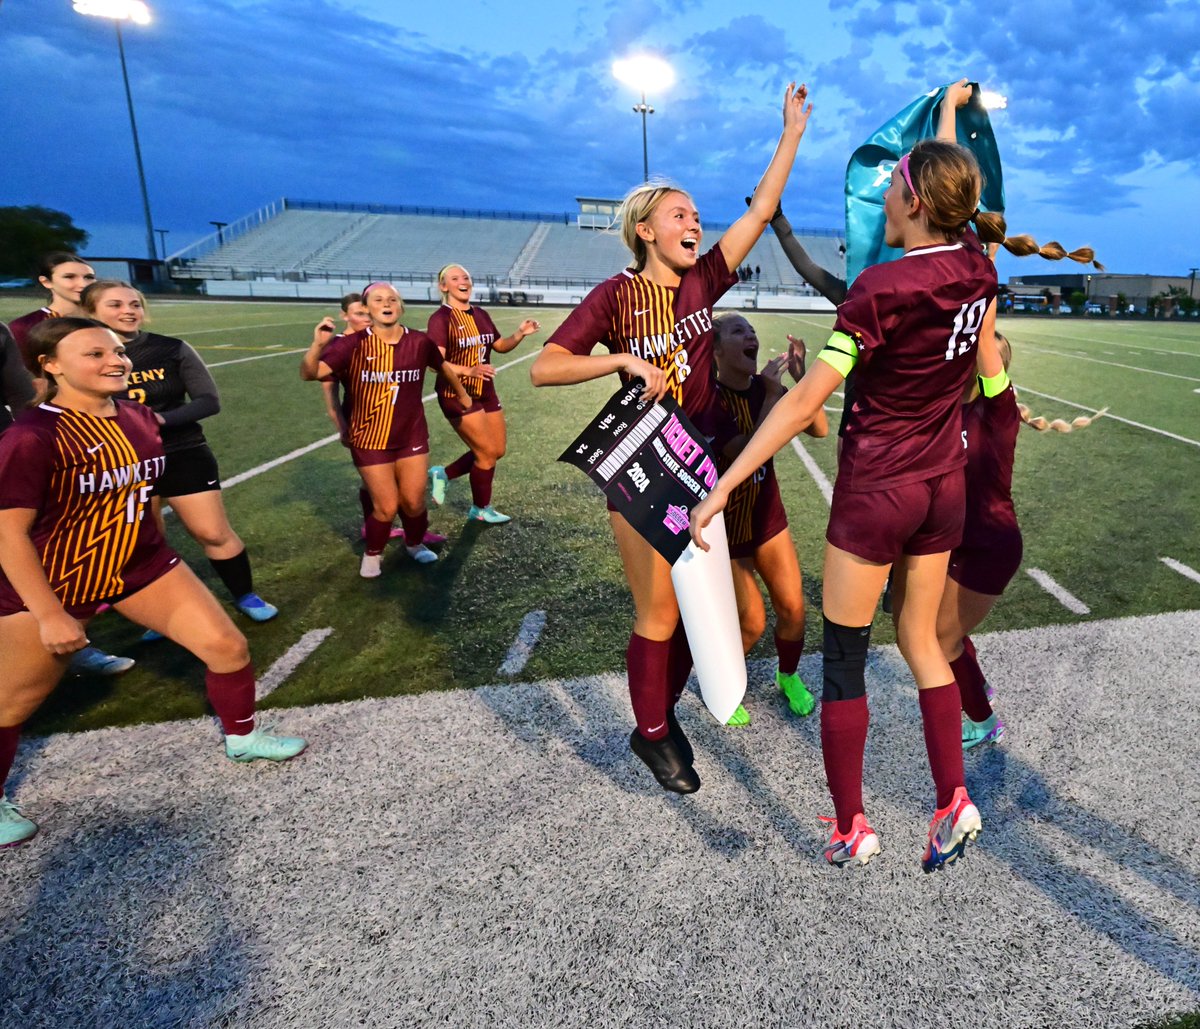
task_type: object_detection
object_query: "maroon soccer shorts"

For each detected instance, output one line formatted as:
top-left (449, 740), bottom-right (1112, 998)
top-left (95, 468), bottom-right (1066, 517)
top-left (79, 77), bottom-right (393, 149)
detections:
top-left (438, 391), bottom-right (502, 421)
top-left (826, 468), bottom-right (966, 564)
top-left (350, 443), bottom-right (429, 467)
top-left (948, 528), bottom-right (1024, 596)
top-left (729, 482), bottom-right (789, 560)
top-left (0, 545), bottom-right (182, 619)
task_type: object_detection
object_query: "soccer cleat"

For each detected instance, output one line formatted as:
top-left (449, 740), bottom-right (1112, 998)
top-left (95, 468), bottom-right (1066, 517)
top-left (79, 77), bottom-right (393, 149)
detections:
top-left (822, 812), bottom-right (881, 867)
top-left (360, 524), bottom-right (407, 541)
top-left (629, 729), bottom-right (700, 794)
top-left (725, 703), bottom-right (751, 727)
top-left (69, 646), bottom-right (135, 677)
top-left (984, 680), bottom-right (995, 703)
top-left (665, 709), bottom-right (694, 767)
top-left (224, 727), bottom-right (307, 763)
top-left (962, 712), bottom-right (1005, 750)
top-left (234, 593), bottom-right (279, 623)
top-left (922, 786), bottom-right (982, 873)
top-left (467, 504), bottom-right (512, 525)
top-left (429, 466), bottom-right (448, 506)
top-left (406, 544), bottom-right (438, 565)
top-left (141, 629), bottom-right (165, 643)
top-left (776, 669), bottom-right (816, 717)
top-left (0, 795), bottom-right (38, 848)
top-left (419, 530), bottom-right (447, 545)
top-left (360, 553), bottom-right (383, 578)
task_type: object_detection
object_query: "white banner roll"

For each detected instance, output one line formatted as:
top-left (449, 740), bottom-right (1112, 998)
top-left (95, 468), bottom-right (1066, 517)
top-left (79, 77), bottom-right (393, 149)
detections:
top-left (670, 511), bottom-right (747, 724)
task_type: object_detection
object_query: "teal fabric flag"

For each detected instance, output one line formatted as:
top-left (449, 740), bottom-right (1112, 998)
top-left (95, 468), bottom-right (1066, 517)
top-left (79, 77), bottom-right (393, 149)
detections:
top-left (844, 83), bottom-right (1004, 285)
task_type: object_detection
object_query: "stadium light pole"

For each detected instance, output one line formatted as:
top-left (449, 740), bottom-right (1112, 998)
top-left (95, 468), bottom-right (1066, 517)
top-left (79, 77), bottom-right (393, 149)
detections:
top-left (74, 1), bottom-right (157, 262)
top-left (155, 228), bottom-right (169, 260)
top-left (613, 55), bottom-right (676, 182)
top-left (210, 221), bottom-right (228, 246)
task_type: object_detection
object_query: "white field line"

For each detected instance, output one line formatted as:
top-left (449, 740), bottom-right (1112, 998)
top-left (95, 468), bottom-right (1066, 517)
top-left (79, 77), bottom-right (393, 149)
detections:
top-left (1025, 568), bottom-right (1090, 615)
top-left (497, 610), bottom-right (547, 676)
top-left (1017, 343), bottom-right (1200, 383)
top-left (1161, 557), bottom-right (1200, 586)
top-left (1014, 384), bottom-right (1200, 449)
top-left (221, 350), bottom-right (537, 489)
top-left (183, 319), bottom-right (328, 335)
top-left (1001, 324), bottom-right (1200, 353)
top-left (257, 628), bottom-right (334, 699)
top-left (790, 437), bottom-right (833, 505)
top-left (208, 348), bottom-right (307, 368)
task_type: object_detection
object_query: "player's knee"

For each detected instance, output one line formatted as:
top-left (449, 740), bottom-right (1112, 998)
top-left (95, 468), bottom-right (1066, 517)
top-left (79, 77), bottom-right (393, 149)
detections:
top-left (740, 608), bottom-right (767, 648)
top-left (373, 502), bottom-right (399, 522)
top-left (822, 616), bottom-right (871, 701)
top-left (208, 626), bottom-right (250, 669)
top-left (773, 595), bottom-right (806, 636)
top-left (194, 526), bottom-right (234, 549)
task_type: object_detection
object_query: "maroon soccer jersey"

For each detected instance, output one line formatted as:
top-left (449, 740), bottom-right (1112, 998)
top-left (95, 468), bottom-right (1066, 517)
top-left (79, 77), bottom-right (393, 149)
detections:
top-left (832, 231), bottom-right (997, 491)
top-left (547, 243), bottom-right (738, 433)
top-left (427, 305), bottom-right (500, 404)
top-left (714, 375), bottom-right (788, 553)
top-left (961, 383), bottom-right (1020, 548)
top-left (320, 327), bottom-right (444, 452)
top-left (0, 400), bottom-right (173, 611)
top-left (8, 308), bottom-right (54, 375)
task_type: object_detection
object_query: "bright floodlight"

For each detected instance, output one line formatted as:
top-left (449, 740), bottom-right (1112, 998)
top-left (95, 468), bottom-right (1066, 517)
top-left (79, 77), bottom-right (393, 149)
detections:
top-left (612, 54), bottom-right (676, 95)
top-left (73, 0), bottom-right (152, 24)
top-left (980, 90), bottom-right (1008, 110)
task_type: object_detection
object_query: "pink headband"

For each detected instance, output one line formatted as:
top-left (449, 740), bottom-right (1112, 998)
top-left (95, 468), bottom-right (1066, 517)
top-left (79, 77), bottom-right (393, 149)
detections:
top-left (362, 281), bottom-right (394, 301)
top-left (896, 153), bottom-right (919, 202)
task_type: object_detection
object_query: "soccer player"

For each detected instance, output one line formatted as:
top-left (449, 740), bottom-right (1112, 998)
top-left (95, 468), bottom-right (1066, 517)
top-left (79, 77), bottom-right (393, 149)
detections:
top-left (531, 82), bottom-right (813, 794)
top-left (711, 316), bottom-right (827, 726)
top-left (0, 318), bottom-right (306, 849)
top-left (691, 139), bottom-right (1096, 870)
top-left (8, 254), bottom-right (133, 679)
top-left (300, 282), bottom-right (474, 577)
top-left (82, 281), bottom-right (279, 625)
top-left (426, 263), bottom-right (540, 524)
top-left (1, 322), bottom-right (35, 433)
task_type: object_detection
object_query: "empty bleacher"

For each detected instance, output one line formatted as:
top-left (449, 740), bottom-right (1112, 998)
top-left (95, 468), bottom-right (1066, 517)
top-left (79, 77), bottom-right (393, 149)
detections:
top-left (170, 198), bottom-right (843, 309)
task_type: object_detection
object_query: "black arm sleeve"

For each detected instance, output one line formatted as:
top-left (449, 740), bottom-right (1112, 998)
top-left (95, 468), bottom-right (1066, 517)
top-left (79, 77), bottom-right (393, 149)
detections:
top-left (159, 342), bottom-right (221, 428)
top-left (0, 325), bottom-right (36, 413)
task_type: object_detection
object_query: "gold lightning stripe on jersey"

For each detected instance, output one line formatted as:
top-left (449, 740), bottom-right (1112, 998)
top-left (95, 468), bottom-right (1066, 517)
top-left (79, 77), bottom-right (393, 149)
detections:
top-left (442, 308), bottom-right (486, 401)
top-left (612, 275), bottom-right (684, 404)
top-left (349, 330), bottom-right (398, 449)
top-left (43, 411), bottom-right (145, 606)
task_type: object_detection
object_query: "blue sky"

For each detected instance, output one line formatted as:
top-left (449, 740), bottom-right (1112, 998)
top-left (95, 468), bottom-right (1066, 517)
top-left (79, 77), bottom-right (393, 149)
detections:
top-left (4, 0), bottom-right (1199, 279)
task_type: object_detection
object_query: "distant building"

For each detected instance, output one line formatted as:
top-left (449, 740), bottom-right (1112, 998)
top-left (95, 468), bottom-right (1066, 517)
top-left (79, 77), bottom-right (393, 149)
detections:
top-left (84, 256), bottom-right (162, 288)
top-left (1006, 272), bottom-right (1196, 314)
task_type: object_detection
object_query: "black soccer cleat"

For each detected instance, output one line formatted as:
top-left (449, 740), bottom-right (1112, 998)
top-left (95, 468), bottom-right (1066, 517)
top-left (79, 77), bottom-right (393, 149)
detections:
top-left (629, 729), bottom-right (701, 794)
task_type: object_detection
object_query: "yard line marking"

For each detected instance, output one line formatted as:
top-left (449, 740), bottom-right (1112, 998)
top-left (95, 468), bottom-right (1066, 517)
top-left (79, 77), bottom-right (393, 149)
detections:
top-left (220, 351), bottom-right (535, 488)
top-left (498, 611), bottom-right (547, 676)
top-left (1160, 557), bottom-right (1200, 586)
top-left (257, 628), bottom-right (334, 699)
top-left (208, 348), bottom-right (307, 368)
top-left (1014, 385), bottom-right (1200, 449)
top-left (1026, 568), bottom-right (1090, 615)
top-left (1017, 343), bottom-right (1200, 382)
top-left (210, 344), bottom-right (233, 349)
top-left (790, 437), bottom-right (833, 505)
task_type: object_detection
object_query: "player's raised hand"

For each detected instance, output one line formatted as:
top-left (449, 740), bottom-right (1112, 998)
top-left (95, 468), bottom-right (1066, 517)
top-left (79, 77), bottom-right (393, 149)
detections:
top-left (786, 334), bottom-right (808, 382)
top-left (761, 353), bottom-right (788, 393)
top-left (783, 81), bottom-right (813, 137)
top-left (518, 319), bottom-right (541, 338)
top-left (945, 77), bottom-right (973, 109)
top-left (312, 317), bottom-right (337, 347)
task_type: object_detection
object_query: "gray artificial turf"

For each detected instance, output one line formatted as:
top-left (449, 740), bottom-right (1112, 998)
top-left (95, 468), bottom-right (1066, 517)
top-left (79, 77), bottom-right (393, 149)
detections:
top-left (2, 609), bottom-right (1198, 1028)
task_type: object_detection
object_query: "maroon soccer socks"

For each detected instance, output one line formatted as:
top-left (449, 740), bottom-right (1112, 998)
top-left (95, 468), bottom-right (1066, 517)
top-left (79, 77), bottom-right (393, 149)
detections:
top-left (205, 663), bottom-right (256, 735)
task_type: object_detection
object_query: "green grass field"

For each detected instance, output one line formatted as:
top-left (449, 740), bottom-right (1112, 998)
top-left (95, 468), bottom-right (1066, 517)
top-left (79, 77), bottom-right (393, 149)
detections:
top-left (2, 297), bottom-right (1197, 736)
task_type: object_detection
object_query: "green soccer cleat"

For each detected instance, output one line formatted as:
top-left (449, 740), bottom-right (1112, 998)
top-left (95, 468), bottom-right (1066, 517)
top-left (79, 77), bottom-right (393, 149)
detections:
top-left (224, 727), bottom-right (307, 763)
top-left (776, 669), bottom-right (815, 717)
top-left (468, 504), bottom-right (512, 525)
top-left (429, 466), bottom-right (448, 506)
top-left (0, 795), bottom-right (38, 849)
top-left (725, 704), bottom-right (751, 727)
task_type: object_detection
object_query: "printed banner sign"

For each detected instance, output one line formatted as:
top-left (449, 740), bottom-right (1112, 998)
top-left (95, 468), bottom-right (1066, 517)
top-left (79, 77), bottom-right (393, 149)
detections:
top-left (559, 384), bottom-right (718, 565)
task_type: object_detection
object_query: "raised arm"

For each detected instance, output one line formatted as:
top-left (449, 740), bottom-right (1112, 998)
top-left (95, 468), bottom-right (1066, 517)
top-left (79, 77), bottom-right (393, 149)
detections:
top-left (787, 334), bottom-right (829, 438)
top-left (300, 317), bottom-right (337, 381)
top-left (936, 78), bottom-right (974, 142)
top-left (772, 207), bottom-right (847, 304)
top-left (719, 82), bottom-right (814, 272)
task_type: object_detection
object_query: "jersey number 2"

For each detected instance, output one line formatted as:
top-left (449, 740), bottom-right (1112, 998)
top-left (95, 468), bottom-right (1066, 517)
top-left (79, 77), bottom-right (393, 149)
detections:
top-left (945, 299), bottom-right (988, 361)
